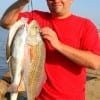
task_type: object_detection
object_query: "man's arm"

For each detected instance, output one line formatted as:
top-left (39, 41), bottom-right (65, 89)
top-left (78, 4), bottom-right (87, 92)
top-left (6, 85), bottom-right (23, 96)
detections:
top-left (0, 0), bottom-right (30, 29)
top-left (41, 27), bottom-right (100, 70)
top-left (57, 42), bottom-right (100, 69)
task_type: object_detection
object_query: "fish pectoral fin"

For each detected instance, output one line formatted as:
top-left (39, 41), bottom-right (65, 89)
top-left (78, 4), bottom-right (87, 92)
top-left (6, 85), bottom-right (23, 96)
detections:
top-left (6, 56), bottom-right (12, 63)
top-left (29, 47), bottom-right (34, 59)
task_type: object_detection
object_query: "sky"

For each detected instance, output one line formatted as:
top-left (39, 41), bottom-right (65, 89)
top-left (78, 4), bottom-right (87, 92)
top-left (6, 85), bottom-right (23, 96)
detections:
top-left (0, 0), bottom-right (100, 28)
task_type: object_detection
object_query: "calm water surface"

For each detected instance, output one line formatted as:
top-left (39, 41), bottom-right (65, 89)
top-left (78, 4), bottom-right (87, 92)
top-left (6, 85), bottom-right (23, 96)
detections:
top-left (0, 27), bottom-right (9, 79)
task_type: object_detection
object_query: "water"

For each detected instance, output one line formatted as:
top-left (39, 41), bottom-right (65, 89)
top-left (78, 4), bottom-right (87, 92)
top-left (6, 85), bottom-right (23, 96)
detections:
top-left (0, 27), bottom-right (9, 79)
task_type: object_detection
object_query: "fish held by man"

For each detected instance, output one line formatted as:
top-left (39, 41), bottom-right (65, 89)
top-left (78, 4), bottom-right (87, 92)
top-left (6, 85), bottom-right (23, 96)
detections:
top-left (6, 18), bottom-right (47, 100)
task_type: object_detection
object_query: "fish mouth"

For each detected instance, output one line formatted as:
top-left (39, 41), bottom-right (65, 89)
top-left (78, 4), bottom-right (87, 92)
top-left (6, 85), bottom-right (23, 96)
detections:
top-left (25, 20), bottom-right (42, 46)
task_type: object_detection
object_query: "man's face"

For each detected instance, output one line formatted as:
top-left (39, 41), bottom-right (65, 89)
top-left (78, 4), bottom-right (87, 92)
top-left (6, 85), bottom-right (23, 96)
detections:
top-left (47, 0), bottom-right (73, 17)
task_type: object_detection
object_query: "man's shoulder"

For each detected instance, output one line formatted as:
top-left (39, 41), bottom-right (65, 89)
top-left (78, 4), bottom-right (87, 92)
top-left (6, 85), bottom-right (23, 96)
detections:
top-left (72, 14), bottom-right (94, 25)
top-left (72, 14), bottom-right (87, 21)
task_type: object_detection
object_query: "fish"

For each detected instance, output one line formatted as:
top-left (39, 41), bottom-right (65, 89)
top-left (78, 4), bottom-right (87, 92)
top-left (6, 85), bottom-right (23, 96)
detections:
top-left (6, 18), bottom-right (46, 100)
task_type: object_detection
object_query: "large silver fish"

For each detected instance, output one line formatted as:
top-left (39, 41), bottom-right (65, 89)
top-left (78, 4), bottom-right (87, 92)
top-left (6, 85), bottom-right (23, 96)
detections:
top-left (6, 19), bottom-right (46, 100)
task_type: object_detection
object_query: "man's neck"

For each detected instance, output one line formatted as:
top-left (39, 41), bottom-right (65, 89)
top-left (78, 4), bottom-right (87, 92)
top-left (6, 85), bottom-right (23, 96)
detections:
top-left (51, 12), bottom-right (72, 19)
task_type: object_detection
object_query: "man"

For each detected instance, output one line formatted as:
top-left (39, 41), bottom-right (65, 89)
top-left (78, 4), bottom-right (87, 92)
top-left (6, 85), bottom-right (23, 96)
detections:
top-left (0, 0), bottom-right (100, 100)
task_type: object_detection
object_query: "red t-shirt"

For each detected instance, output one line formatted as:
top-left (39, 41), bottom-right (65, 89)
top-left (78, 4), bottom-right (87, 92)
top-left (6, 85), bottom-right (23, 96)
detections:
top-left (18, 10), bottom-right (100, 100)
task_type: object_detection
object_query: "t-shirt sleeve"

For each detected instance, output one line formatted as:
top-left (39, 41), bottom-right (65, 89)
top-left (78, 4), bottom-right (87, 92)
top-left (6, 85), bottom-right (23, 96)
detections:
top-left (18, 12), bottom-right (33, 23)
top-left (81, 19), bottom-right (100, 55)
top-left (17, 10), bottom-right (39, 23)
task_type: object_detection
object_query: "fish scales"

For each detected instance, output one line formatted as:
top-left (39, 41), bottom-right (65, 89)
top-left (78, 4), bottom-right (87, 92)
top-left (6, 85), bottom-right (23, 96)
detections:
top-left (6, 19), bottom-right (46, 100)
top-left (27, 45), bottom-right (45, 100)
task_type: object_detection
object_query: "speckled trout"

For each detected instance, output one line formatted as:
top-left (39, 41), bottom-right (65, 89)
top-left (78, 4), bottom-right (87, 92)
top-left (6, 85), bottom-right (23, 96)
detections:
top-left (6, 19), bottom-right (46, 100)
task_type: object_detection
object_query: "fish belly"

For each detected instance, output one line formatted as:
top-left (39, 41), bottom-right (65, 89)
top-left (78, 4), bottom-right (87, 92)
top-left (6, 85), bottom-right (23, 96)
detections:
top-left (24, 39), bottom-right (46, 100)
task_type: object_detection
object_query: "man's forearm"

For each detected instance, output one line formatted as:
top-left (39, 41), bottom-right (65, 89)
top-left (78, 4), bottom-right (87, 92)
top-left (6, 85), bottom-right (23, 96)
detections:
top-left (0, 0), bottom-right (29, 29)
top-left (56, 42), bottom-right (100, 69)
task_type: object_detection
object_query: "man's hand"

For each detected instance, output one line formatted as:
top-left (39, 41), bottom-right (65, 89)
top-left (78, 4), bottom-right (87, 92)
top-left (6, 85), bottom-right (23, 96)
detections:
top-left (41, 27), bottom-right (61, 50)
